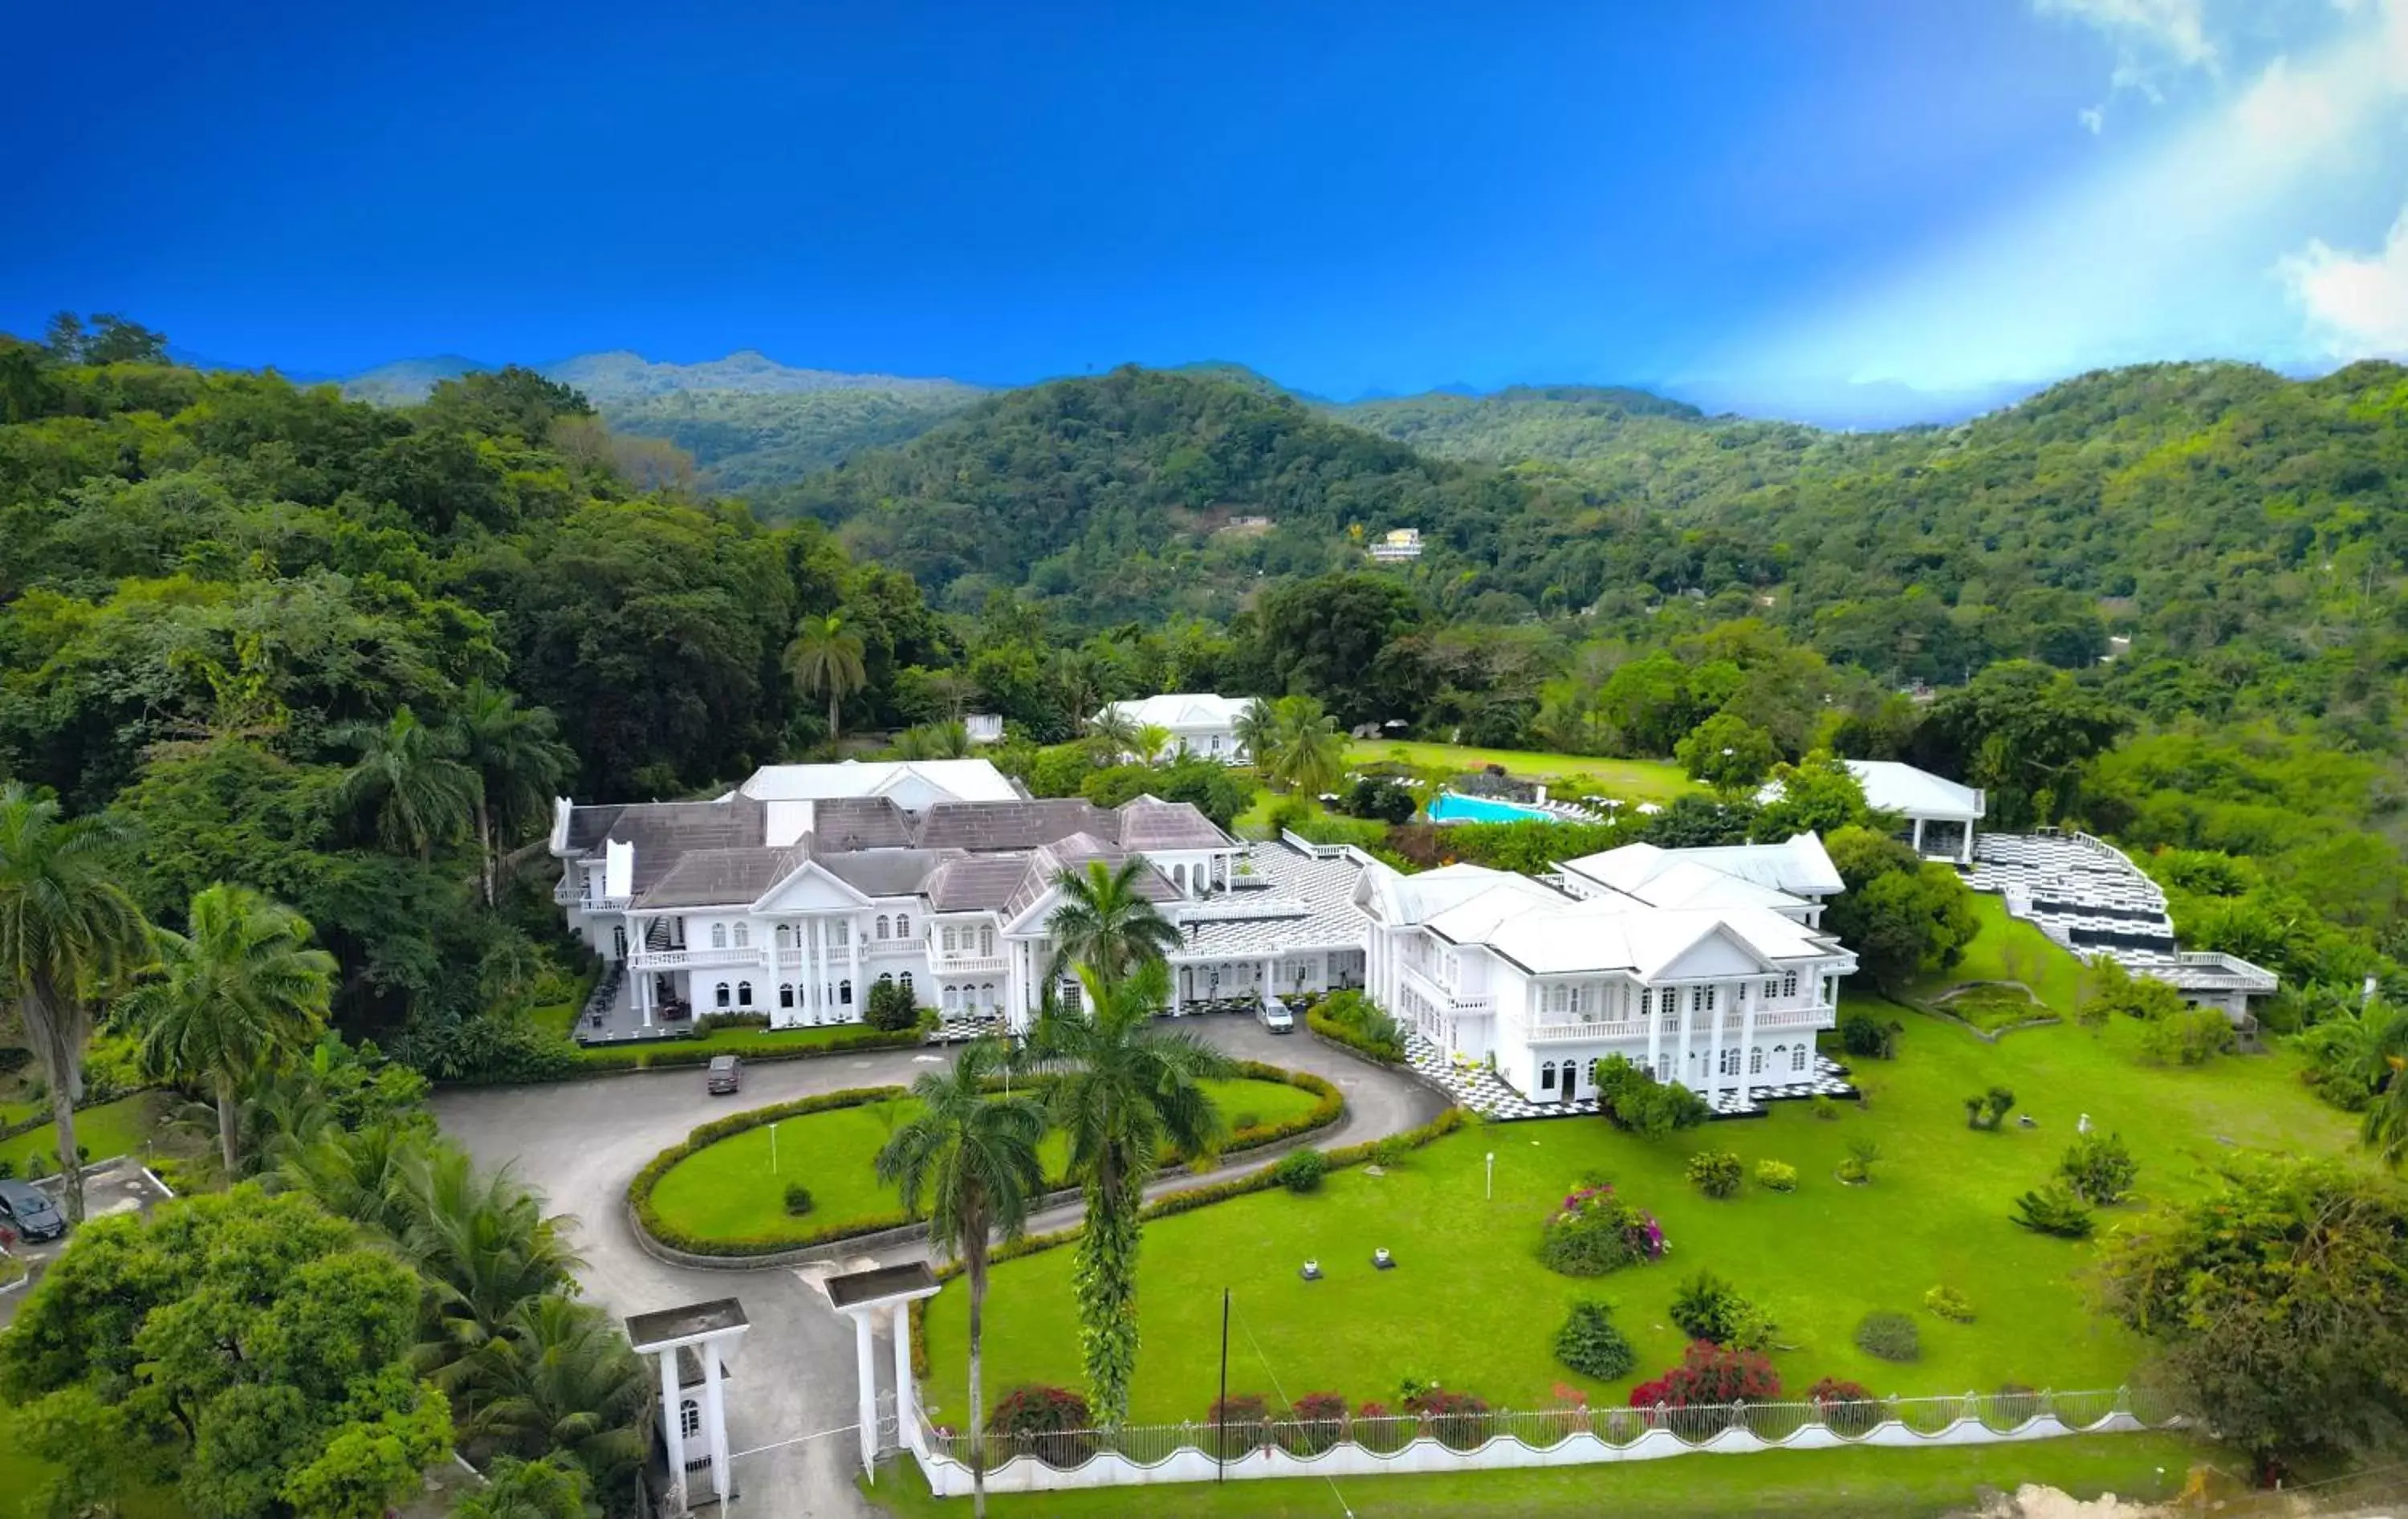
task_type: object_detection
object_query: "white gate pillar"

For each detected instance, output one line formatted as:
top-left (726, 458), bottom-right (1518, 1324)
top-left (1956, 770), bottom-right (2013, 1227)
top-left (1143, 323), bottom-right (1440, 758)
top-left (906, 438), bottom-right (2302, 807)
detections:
top-left (626, 1298), bottom-right (750, 1510)
top-left (826, 1263), bottom-right (943, 1484)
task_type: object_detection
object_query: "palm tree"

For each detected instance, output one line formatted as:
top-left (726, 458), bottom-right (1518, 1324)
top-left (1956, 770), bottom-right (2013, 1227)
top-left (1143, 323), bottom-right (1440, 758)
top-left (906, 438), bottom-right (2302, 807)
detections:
top-left (117, 884), bottom-right (335, 1175)
top-left (786, 614), bottom-right (868, 743)
top-left (1264, 695), bottom-right (1346, 796)
top-left (875, 1039), bottom-right (1047, 1517)
top-left (1051, 649), bottom-right (1108, 737)
top-left (1131, 724), bottom-right (1173, 766)
top-left (335, 706), bottom-right (478, 860)
top-left (463, 1294), bottom-right (650, 1491)
top-left (1045, 859), bottom-right (1181, 991)
top-left (893, 719), bottom-right (973, 760)
top-left (1022, 959), bottom-right (1234, 1423)
top-left (397, 1146), bottom-right (586, 1373)
top-left (452, 681), bottom-right (576, 907)
top-left (278, 1120), bottom-right (429, 1240)
top-left (1085, 703), bottom-right (1139, 763)
top-left (0, 785), bottom-right (148, 1223)
top-left (1234, 698), bottom-right (1279, 771)
top-left (451, 1456), bottom-right (592, 1519)
top-left (2300, 996), bottom-right (2406, 1098)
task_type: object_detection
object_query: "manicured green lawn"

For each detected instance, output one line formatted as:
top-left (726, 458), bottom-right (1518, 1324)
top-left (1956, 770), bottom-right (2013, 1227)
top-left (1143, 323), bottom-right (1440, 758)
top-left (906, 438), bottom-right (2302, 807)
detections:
top-left (1347, 740), bottom-right (1699, 804)
top-left (0, 1093), bottom-right (161, 1175)
top-left (925, 1012), bottom-right (2355, 1426)
top-left (650, 1077), bottom-right (1328, 1242)
top-left (862, 1431), bottom-right (2221, 1517)
top-left (1910, 894), bottom-right (2091, 1016)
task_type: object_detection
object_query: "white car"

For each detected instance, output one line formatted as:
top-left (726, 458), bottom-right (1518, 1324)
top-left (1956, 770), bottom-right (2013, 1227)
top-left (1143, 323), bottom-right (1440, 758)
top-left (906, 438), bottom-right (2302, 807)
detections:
top-left (1258, 999), bottom-right (1296, 1034)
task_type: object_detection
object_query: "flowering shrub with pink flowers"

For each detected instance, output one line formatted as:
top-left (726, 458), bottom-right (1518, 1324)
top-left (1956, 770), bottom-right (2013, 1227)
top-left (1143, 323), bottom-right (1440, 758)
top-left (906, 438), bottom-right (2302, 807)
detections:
top-left (1537, 1181), bottom-right (1667, 1277)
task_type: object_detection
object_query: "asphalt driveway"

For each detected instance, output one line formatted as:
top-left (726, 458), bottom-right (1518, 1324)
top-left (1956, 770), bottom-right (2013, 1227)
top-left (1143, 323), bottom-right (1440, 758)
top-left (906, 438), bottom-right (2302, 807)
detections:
top-left (432, 1017), bottom-right (1442, 1517)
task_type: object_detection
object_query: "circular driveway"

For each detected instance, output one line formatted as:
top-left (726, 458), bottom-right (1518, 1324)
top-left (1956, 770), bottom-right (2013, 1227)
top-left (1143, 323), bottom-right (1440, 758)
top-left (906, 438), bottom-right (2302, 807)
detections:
top-left (433, 1020), bottom-right (1443, 1518)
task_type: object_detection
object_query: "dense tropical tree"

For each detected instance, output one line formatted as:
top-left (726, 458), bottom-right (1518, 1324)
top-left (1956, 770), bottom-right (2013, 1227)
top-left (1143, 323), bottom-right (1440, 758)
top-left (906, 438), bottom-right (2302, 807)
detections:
top-left (0, 785), bottom-right (149, 1222)
top-left (893, 719), bottom-right (974, 760)
top-left (462, 1295), bottom-right (649, 1493)
top-left (2298, 996), bottom-right (2406, 1109)
top-left (336, 706), bottom-right (479, 861)
top-left (450, 1456), bottom-right (594, 1519)
top-left (1233, 698), bottom-right (1279, 770)
top-left (1674, 712), bottom-right (1780, 798)
top-left (875, 1038), bottom-right (1048, 1517)
top-left (1084, 704), bottom-right (1139, 763)
top-left (397, 1146), bottom-right (585, 1373)
top-left (786, 613), bottom-right (868, 742)
top-left (452, 681), bottom-right (576, 907)
top-left (279, 1120), bottom-right (432, 1242)
top-left (1022, 959), bottom-right (1234, 1423)
top-left (1132, 723), bottom-right (1173, 765)
top-left (116, 883), bottom-right (336, 1175)
top-left (1045, 858), bottom-right (1181, 990)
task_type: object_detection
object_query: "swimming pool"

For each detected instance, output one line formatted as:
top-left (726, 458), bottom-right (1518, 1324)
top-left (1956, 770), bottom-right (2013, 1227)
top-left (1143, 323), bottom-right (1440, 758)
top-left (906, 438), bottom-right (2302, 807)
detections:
top-left (1426, 790), bottom-right (1559, 825)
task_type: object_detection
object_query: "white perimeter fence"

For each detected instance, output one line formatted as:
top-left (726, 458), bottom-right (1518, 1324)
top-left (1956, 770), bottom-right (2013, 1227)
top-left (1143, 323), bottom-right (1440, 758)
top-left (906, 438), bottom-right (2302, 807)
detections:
top-left (906, 1385), bottom-right (2178, 1496)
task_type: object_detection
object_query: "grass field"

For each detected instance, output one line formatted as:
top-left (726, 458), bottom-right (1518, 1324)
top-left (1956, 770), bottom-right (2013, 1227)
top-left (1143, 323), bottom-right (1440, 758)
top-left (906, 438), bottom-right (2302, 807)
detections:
top-left (1347, 740), bottom-right (1699, 803)
top-left (649, 1077), bottom-right (1329, 1242)
top-left (861, 1431), bottom-right (2223, 1517)
top-left (923, 1009), bottom-right (2353, 1427)
top-left (0, 1093), bottom-right (161, 1175)
top-left (1910, 894), bottom-right (2092, 1016)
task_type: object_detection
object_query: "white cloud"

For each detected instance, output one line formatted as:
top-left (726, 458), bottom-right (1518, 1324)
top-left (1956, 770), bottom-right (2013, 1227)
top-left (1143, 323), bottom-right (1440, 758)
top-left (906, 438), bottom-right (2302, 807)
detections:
top-left (2235, 55), bottom-right (2351, 154)
top-left (2079, 104), bottom-right (2108, 132)
top-left (2036, 0), bottom-right (2217, 65)
top-left (2280, 209), bottom-right (2408, 355)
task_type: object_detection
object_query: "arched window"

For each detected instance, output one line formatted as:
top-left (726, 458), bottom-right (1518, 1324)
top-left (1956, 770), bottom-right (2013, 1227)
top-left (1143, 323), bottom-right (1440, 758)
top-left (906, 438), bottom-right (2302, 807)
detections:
top-left (878, 971), bottom-right (893, 985)
top-left (942, 926), bottom-right (958, 953)
top-left (1749, 1047), bottom-right (1765, 1074)
top-left (776, 923), bottom-right (793, 948)
top-left (714, 982), bottom-right (730, 1009)
top-left (840, 979), bottom-right (853, 1005)
top-left (1792, 1045), bottom-right (1809, 1073)
top-left (896, 913), bottom-right (912, 939)
top-left (1641, 987), bottom-right (1654, 1017)
top-left (732, 922), bottom-right (750, 948)
top-left (876, 915), bottom-right (890, 940)
top-left (710, 923), bottom-right (727, 949)
top-left (737, 981), bottom-right (753, 1007)
top-left (979, 926), bottom-right (995, 956)
top-left (944, 985), bottom-right (959, 1013)
top-left (1540, 1061), bottom-right (1557, 1092)
top-left (681, 1399), bottom-right (702, 1440)
top-left (981, 981), bottom-right (995, 1008)
top-left (832, 920), bottom-right (848, 946)
top-left (900, 971), bottom-right (914, 996)
top-left (780, 984), bottom-right (795, 1009)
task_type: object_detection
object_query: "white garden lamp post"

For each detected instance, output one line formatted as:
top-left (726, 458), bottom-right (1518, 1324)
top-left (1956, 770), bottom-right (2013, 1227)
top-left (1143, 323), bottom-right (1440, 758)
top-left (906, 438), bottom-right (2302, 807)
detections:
top-left (1485, 1150), bottom-right (1495, 1200)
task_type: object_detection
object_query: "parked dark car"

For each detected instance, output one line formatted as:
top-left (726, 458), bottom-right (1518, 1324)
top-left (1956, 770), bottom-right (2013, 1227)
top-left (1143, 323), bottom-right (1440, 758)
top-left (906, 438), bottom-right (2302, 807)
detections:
top-left (706, 1055), bottom-right (742, 1095)
top-left (0, 1178), bottom-right (65, 1242)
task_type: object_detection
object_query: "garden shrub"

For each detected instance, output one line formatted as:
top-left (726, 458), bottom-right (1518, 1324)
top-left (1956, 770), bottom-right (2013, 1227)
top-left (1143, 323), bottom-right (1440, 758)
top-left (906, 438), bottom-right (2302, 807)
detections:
top-left (1275, 1392), bottom-right (1348, 1456)
top-left (1922, 1285), bottom-right (1975, 1322)
top-left (1308, 991), bottom-right (1405, 1064)
top-left (1810, 1094), bottom-right (1841, 1121)
top-left (2010, 1181), bottom-right (2096, 1238)
top-left (1670, 1272), bottom-right (1747, 1344)
top-left (1552, 1301), bottom-right (1638, 1381)
top-left (1839, 1011), bottom-right (1898, 1059)
top-left (1808, 1377), bottom-right (1884, 1436)
top-left (1962, 1085), bottom-right (2017, 1130)
top-left (1405, 1389), bottom-right (1491, 1452)
top-left (1593, 1054), bottom-right (1710, 1136)
top-left (1836, 1134), bottom-right (1881, 1184)
top-left (1369, 1136), bottom-right (1409, 1169)
top-left (1686, 1149), bottom-right (1743, 1199)
top-left (1204, 1394), bottom-right (1271, 1457)
top-left (1352, 1399), bottom-right (1410, 1454)
top-left (1754, 1159), bottom-right (1798, 1192)
top-left (2058, 1131), bottom-right (2138, 1204)
top-left (864, 979), bottom-right (922, 1032)
top-left (694, 1010), bottom-right (771, 1033)
top-left (1273, 1147), bottom-right (1328, 1195)
top-left (1537, 1182), bottom-right (1666, 1277)
top-left (1630, 1342), bottom-right (1783, 1411)
top-left (2138, 1006), bottom-right (2235, 1065)
top-left (986, 1385), bottom-right (1094, 1467)
top-left (1344, 776), bottom-right (1418, 824)
top-left (1854, 1311), bottom-right (1921, 1363)
top-left (782, 1183), bottom-right (814, 1217)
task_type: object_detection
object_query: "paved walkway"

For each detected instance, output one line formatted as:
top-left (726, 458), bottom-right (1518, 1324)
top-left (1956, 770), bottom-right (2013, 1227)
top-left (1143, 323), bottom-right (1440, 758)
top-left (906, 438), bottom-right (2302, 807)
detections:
top-left (432, 1018), bottom-right (1443, 1519)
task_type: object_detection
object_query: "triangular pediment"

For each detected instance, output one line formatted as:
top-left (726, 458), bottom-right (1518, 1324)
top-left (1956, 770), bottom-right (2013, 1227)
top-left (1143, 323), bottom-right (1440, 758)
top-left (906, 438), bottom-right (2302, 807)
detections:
top-left (753, 861), bottom-right (874, 914)
top-left (1655, 925), bottom-right (1772, 981)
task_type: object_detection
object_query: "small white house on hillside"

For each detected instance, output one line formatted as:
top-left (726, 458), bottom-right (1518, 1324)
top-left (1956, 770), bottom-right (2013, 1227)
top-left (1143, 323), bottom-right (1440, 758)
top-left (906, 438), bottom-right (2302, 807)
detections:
top-left (1097, 693), bottom-right (1259, 764)
top-left (1759, 760), bottom-right (1986, 865)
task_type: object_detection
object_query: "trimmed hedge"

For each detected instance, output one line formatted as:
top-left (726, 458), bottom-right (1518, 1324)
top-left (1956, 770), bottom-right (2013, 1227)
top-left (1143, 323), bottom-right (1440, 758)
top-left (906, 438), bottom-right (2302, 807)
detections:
top-left (629, 1061), bottom-right (1345, 1259)
top-left (566, 1021), bottom-right (928, 1076)
top-left (1307, 1009), bottom-right (1402, 1065)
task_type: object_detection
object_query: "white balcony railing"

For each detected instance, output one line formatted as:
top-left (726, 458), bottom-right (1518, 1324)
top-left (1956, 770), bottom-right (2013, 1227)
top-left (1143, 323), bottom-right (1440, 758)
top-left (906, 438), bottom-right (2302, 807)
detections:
top-left (934, 954), bottom-right (1011, 975)
top-left (866, 939), bottom-right (924, 958)
top-left (1527, 1018), bottom-right (1645, 1043)
top-left (552, 877), bottom-right (583, 904)
top-left (628, 945), bottom-right (764, 973)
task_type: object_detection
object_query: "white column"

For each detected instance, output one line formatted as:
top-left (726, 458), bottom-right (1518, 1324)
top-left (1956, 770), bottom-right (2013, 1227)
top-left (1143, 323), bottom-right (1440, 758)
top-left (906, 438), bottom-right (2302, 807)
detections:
top-left (1674, 986), bottom-right (1694, 1093)
top-left (1737, 991), bottom-right (1759, 1110)
top-left (1911, 816), bottom-right (1926, 856)
top-left (892, 1301), bottom-right (917, 1439)
top-left (702, 1338), bottom-right (731, 1501)
top-left (658, 1350), bottom-right (686, 1491)
top-left (850, 918), bottom-right (863, 1021)
top-left (1645, 986), bottom-right (1662, 1078)
top-left (1961, 824), bottom-right (1974, 866)
top-left (852, 1311), bottom-right (880, 1479)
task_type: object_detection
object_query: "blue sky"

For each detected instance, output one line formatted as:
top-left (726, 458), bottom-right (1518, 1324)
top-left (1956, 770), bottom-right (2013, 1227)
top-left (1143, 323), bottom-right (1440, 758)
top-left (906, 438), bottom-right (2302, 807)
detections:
top-left (6, 0), bottom-right (2404, 421)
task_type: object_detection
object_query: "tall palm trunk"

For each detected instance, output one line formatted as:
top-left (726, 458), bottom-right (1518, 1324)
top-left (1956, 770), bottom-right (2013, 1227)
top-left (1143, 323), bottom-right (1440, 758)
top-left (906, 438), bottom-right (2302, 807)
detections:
top-left (215, 1070), bottom-right (241, 1176)
top-left (1074, 1145), bottom-right (1142, 1426)
top-left (475, 799), bottom-right (495, 908)
top-left (966, 1224), bottom-right (990, 1519)
top-left (828, 690), bottom-right (842, 744)
top-left (22, 976), bottom-right (87, 1223)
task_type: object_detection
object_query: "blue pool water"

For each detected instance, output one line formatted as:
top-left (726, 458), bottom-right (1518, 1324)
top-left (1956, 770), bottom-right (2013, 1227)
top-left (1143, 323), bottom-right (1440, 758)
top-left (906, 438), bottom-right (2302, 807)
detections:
top-left (1426, 790), bottom-right (1559, 824)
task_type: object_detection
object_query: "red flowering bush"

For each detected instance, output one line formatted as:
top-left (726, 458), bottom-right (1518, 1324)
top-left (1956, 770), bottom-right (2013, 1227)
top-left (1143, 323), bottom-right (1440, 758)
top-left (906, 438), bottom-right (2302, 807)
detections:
top-left (1405, 1387), bottom-right (1493, 1451)
top-left (1808, 1376), bottom-right (1884, 1436)
top-left (1353, 1399), bottom-right (1412, 1453)
top-left (1276, 1391), bottom-right (1349, 1456)
top-left (1205, 1394), bottom-right (1271, 1457)
top-left (1629, 1342), bottom-right (1783, 1440)
top-left (986, 1384), bottom-right (1094, 1467)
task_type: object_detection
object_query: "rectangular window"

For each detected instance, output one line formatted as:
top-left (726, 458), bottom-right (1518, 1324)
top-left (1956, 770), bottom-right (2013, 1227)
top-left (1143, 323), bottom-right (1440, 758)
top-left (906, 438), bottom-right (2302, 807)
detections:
top-left (979, 926), bottom-right (995, 956)
top-left (832, 922), bottom-right (848, 947)
top-left (1641, 988), bottom-right (1653, 1017)
top-left (1763, 978), bottom-right (1779, 1000)
top-left (1782, 971), bottom-right (1800, 998)
top-left (942, 926), bottom-right (958, 953)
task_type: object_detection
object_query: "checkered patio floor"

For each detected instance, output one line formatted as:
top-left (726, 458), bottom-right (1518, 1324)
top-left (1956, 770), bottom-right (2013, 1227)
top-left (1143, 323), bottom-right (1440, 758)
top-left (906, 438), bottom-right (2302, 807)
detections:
top-left (1402, 1033), bottom-right (1856, 1121)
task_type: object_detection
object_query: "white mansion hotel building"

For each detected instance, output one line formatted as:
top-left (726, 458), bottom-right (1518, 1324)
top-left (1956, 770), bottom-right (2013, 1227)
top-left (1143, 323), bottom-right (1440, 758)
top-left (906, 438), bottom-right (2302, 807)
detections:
top-left (551, 757), bottom-right (1860, 1113)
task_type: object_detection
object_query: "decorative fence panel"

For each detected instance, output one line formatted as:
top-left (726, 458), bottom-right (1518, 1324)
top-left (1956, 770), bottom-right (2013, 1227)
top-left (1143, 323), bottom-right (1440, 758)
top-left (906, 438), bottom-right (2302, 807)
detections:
top-left (909, 1387), bottom-right (2174, 1497)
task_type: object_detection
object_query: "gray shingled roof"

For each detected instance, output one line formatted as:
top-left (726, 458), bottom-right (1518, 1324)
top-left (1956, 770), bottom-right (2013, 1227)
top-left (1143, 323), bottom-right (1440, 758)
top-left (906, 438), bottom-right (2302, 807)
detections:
top-left (566, 799), bottom-right (768, 893)
top-left (1117, 796), bottom-right (1235, 852)
top-left (921, 855), bottom-right (1035, 912)
top-left (635, 842), bottom-right (810, 910)
top-left (819, 849), bottom-right (954, 899)
top-left (912, 800), bottom-right (1119, 852)
top-left (809, 797), bottom-right (917, 852)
